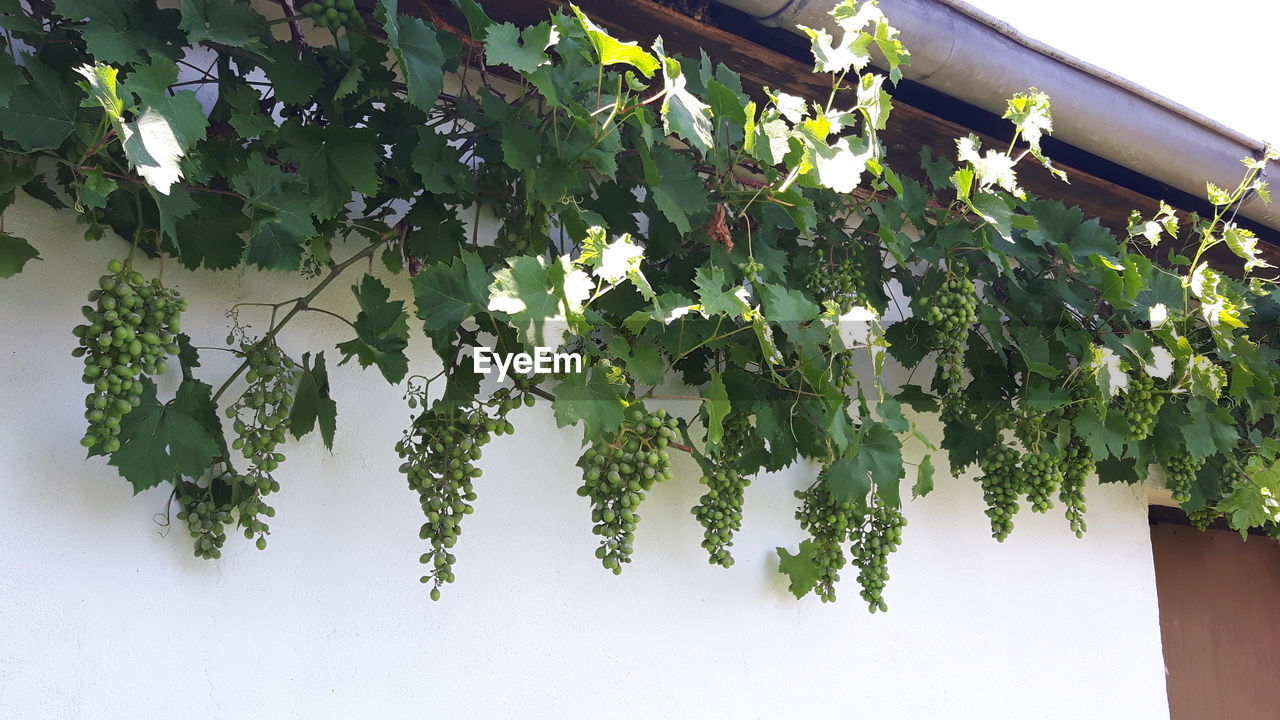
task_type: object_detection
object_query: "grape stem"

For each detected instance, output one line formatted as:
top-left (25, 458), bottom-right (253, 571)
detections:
top-left (211, 237), bottom-right (390, 404)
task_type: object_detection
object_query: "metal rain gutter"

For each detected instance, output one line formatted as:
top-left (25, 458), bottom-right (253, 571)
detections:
top-left (715, 0), bottom-right (1280, 231)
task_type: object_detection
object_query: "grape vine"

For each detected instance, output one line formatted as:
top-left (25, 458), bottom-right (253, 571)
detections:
top-left (0, 0), bottom-right (1276, 609)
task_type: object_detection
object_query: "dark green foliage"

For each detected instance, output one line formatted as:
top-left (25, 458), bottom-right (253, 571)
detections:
top-left (1, 0), bottom-right (1278, 604)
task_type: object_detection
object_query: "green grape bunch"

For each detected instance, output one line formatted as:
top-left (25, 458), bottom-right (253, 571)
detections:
top-left (1163, 452), bottom-right (1204, 505)
top-left (977, 444), bottom-right (1024, 541)
top-left (1060, 436), bottom-right (1091, 537)
top-left (395, 378), bottom-right (527, 601)
top-left (1120, 370), bottom-right (1164, 441)
top-left (919, 271), bottom-right (977, 392)
top-left (849, 493), bottom-right (906, 613)
top-left (299, 0), bottom-right (365, 30)
top-left (72, 259), bottom-right (185, 454)
top-left (175, 479), bottom-right (234, 560)
top-left (1187, 505), bottom-right (1221, 532)
top-left (806, 255), bottom-right (865, 314)
top-left (1022, 450), bottom-right (1063, 514)
top-left (223, 338), bottom-right (299, 549)
top-left (577, 407), bottom-right (677, 574)
top-left (495, 206), bottom-right (551, 256)
top-left (794, 473), bottom-right (860, 603)
top-left (691, 412), bottom-right (753, 568)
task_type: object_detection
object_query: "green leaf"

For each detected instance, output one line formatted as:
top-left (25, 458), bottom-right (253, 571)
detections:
top-left (108, 378), bottom-right (220, 493)
top-left (0, 47), bottom-right (24, 106)
top-left (115, 59), bottom-right (207, 195)
top-left (179, 0), bottom-right (267, 48)
top-left (411, 128), bottom-right (469, 194)
top-left (488, 254), bottom-right (585, 346)
top-left (262, 42), bottom-right (322, 105)
top-left (884, 317), bottom-right (933, 368)
top-left (650, 145), bottom-right (705, 234)
top-left (0, 232), bottom-right (39, 277)
top-left (290, 351), bottom-right (337, 450)
top-left (552, 365), bottom-right (627, 439)
top-left (703, 371), bottom-right (731, 446)
top-left (912, 455), bottom-right (935, 498)
top-left (336, 275), bottom-right (410, 384)
top-left (655, 42), bottom-right (713, 153)
top-left (278, 121), bottom-right (382, 220)
top-left (706, 78), bottom-right (746, 125)
top-left (376, 0), bottom-right (447, 110)
top-left (569, 5), bottom-right (659, 77)
top-left (1223, 225), bottom-right (1269, 272)
top-left (758, 282), bottom-right (820, 324)
top-left (629, 344), bottom-right (665, 386)
top-left (695, 266), bottom-right (748, 317)
top-left (74, 63), bottom-right (124, 120)
top-left (1076, 408), bottom-right (1128, 460)
top-left (120, 107), bottom-right (187, 194)
top-left (1180, 399), bottom-right (1239, 462)
top-left (452, 0), bottom-right (493, 40)
top-left (411, 251), bottom-right (491, 335)
top-left (894, 384), bottom-right (938, 413)
top-left (56, 0), bottom-right (182, 66)
top-left (0, 58), bottom-right (82, 151)
top-left (171, 193), bottom-right (249, 270)
top-left (814, 134), bottom-right (875, 193)
top-left (829, 421), bottom-right (904, 506)
top-left (485, 21), bottom-right (558, 75)
top-left (776, 541), bottom-right (823, 599)
top-left (232, 154), bottom-right (314, 271)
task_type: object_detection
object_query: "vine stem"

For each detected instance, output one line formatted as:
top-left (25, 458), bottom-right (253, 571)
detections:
top-left (211, 238), bottom-right (389, 404)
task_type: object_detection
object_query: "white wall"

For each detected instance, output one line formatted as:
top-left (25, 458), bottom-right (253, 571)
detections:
top-left (0, 196), bottom-right (1171, 719)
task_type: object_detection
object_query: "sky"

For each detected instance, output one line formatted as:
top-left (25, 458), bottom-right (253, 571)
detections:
top-left (961, 0), bottom-right (1279, 144)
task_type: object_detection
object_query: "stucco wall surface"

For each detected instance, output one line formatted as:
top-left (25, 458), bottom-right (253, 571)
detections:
top-left (0, 196), bottom-right (1171, 719)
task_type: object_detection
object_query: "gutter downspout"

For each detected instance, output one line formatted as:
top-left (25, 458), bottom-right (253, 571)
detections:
top-left (715, 0), bottom-right (1280, 232)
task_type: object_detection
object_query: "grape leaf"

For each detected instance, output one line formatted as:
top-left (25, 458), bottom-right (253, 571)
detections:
top-left (552, 366), bottom-right (627, 440)
top-left (411, 128), bottom-right (469, 194)
top-left (412, 251), bottom-right (491, 335)
top-left (179, 0), bottom-right (267, 49)
top-left (290, 351), bottom-right (337, 450)
top-left (487, 254), bottom-right (568, 347)
top-left (776, 541), bottom-right (823, 599)
top-left (656, 51), bottom-right (713, 153)
top-left (627, 344), bottom-right (665, 387)
top-left (0, 232), bottom-right (38, 277)
top-left (278, 122), bottom-right (381, 220)
top-left (810, 134), bottom-right (873, 194)
top-left (884, 317), bottom-right (933, 368)
top-left (694, 266), bottom-right (748, 318)
top-left (452, 0), bottom-right (493, 40)
top-left (702, 371), bottom-right (731, 446)
top-left (912, 455), bottom-right (935, 498)
top-left (232, 154), bottom-right (314, 271)
top-left (261, 42), bottom-right (322, 105)
top-left (376, 0), bottom-right (446, 111)
top-left (829, 421), bottom-right (904, 506)
top-left (650, 145), bottom-right (705, 234)
top-left (171, 194), bottom-right (249, 270)
top-left (56, 0), bottom-right (182, 66)
top-left (484, 21), bottom-right (558, 75)
top-left (0, 58), bottom-right (82, 151)
top-left (1180, 399), bottom-right (1239, 461)
top-left (336, 275), bottom-right (411, 384)
top-left (108, 378), bottom-right (220, 493)
top-left (569, 5), bottom-right (659, 77)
